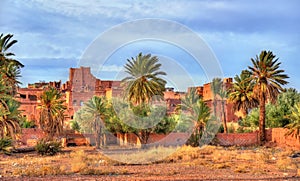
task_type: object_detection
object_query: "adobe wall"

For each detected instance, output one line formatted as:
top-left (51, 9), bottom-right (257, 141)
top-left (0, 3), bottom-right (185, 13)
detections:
top-left (119, 133), bottom-right (190, 147)
top-left (216, 132), bottom-right (259, 146)
top-left (270, 128), bottom-right (300, 149)
top-left (19, 128), bottom-right (45, 146)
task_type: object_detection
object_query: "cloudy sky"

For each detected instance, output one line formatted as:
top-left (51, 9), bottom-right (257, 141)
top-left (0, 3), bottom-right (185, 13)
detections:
top-left (1, 0), bottom-right (299, 91)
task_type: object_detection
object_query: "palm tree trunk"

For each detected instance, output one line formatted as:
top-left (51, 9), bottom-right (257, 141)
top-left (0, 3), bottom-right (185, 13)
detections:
top-left (213, 100), bottom-right (217, 116)
top-left (137, 130), bottom-right (150, 149)
top-left (222, 100), bottom-right (228, 133)
top-left (47, 109), bottom-right (53, 141)
top-left (259, 94), bottom-right (266, 144)
top-left (94, 117), bottom-right (101, 149)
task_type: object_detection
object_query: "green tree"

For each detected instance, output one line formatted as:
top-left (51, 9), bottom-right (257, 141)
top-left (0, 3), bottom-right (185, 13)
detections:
top-left (103, 99), bottom-right (130, 144)
top-left (0, 98), bottom-right (21, 138)
top-left (121, 53), bottom-right (167, 148)
top-left (78, 96), bottom-right (107, 149)
top-left (219, 88), bottom-right (228, 133)
top-left (0, 33), bottom-right (24, 96)
top-left (229, 70), bottom-right (258, 117)
top-left (242, 101), bottom-right (294, 129)
top-left (211, 78), bottom-right (228, 133)
top-left (285, 103), bottom-right (300, 139)
top-left (38, 87), bottom-right (66, 141)
top-left (277, 88), bottom-right (300, 117)
top-left (0, 33), bottom-right (23, 139)
top-left (122, 52), bottom-right (166, 105)
top-left (211, 78), bottom-right (222, 116)
top-left (177, 89), bottom-right (211, 146)
top-left (70, 120), bottom-right (80, 132)
top-left (248, 50), bottom-right (289, 143)
top-left (187, 99), bottom-right (211, 146)
top-left (176, 87), bottom-right (199, 112)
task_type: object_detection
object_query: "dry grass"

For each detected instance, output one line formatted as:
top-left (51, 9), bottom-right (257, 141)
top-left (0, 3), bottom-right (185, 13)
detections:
top-left (0, 145), bottom-right (299, 178)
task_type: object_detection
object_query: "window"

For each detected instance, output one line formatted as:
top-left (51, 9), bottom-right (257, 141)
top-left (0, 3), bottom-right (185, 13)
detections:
top-left (20, 94), bottom-right (26, 99)
top-left (80, 100), bottom-right (84, 106)
top-left (28, 95), bottom-right (37, 101)
top-left (73, 100), bottom-right (77, 106)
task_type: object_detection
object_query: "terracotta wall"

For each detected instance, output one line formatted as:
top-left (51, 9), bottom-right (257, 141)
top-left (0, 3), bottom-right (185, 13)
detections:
top-left (270, 128), bottom-right (300, 149)
top-left (216, 132), bottom-right (259, 146)
top-left (20, 128), bottom-right (45, 145)
top-left (118, 133), bottom-right (190, 147)
top-left (19, 128), bottom-right (300, 149)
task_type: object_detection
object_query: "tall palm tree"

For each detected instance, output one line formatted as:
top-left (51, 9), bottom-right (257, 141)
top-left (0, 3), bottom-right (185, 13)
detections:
top-left (211, 78), bottom-right (222, 116)
top-left (0, 33), bottom-right (22, 139)
top-left (219, 88), bottom-right (228, 133)
top-left (38, 87), bottom-right (66, 140)
top-left (122, 52), bottom-right (167, 105)
top-left (211, 78), bottom-right (228, 133)
top-left (248, 50), bottom-right (289, 143)
top-left (229, 70), bottom-right (259, 117)
top-left (121, 53), bottom-right (167, 148)
top-left (80, 96), bottom-right (107, 149)
top-left (0, 33), bottom-right (23, 69)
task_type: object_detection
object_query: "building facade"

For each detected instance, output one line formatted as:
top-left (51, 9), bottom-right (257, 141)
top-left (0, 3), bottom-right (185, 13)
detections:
top-left (17, 66), bottom-right (238, 129)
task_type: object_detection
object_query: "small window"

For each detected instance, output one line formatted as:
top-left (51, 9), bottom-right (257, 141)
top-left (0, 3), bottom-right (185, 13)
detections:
top-left (80, 100), bottom-right (84, 106)
top-left (20, 94), bottom-right (26, 99)
top-left (73, 100), bottom-right (77, 106)
top-left (28, 95), bottom-right (37, 101)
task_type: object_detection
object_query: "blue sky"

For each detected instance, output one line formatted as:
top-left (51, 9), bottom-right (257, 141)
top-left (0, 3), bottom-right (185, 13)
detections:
top-left (1, 0), bottom-right (299, 91)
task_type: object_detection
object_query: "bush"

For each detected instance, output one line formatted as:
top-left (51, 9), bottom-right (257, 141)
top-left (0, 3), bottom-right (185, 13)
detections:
top-left (0, 137), bottom-right (13, 154)
top-left (35, 139), bottom-right (62, 156)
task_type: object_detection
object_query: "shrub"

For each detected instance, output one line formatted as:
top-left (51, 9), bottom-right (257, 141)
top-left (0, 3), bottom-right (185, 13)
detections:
top-left (0, 137), bottom-right (13, 154)
top-left (35, 139), bottom-right (62, 156)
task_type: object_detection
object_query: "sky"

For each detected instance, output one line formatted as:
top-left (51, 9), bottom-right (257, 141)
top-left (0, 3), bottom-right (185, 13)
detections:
top-left (1, 0), bottom-right (299, 91)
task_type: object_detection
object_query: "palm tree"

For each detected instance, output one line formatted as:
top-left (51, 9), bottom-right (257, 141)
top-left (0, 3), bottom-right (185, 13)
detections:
top-left (0, 33), bottom-right (23, 139)
top-left (176, 87), bottom-right (200, 113)
top-left (229, 70), bottom-right (259, 117)
top-left (0, 98), bottom-right (21, 138)
top-left (0, 34), bottom-right (23, 66)
top-left (211, 78), bottom-right (228, 133)
top-left (2, 62), bottom-right (22, 96)
top-left (38, 87), bottom-right (66, 140)
top-left (248, 50), bottom-right (289, 143)
top-left (80, 96), bottom-right (107, 149)
top-left (189, 99), bottom-right (211, 146)
top-left (177, 88), bottom-right (211, 146)
top-left (211, 78), bottom-right (222, 116)
top-left (121, 53), bottom-right (167, 148)
top-left (219, 88), bottom-right (228, 133)
top-left (285, 103), bottom-right (300, 139)
top-left (122, 52), bottom-right (167, 105)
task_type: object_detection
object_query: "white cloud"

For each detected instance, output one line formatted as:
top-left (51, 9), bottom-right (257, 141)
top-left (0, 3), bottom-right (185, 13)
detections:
top-left (100, 65), bottom-right (123, 72)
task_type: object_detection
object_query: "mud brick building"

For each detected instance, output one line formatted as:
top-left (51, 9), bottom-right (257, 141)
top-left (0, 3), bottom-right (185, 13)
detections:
top-left (17, 67), bottom-right (124, 127)
top-left (17, 66), bottom-right (237, 129)
top-left (16, 81), bottom-right (63, 126)
top-left (188, 78), bottom-right (238, 122)
top-left (62, 67), bottom-right (123, 114)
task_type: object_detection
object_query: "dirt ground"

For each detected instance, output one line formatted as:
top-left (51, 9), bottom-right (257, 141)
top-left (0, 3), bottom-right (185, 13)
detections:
top-left (1, 145), bottom-right (300, 180)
